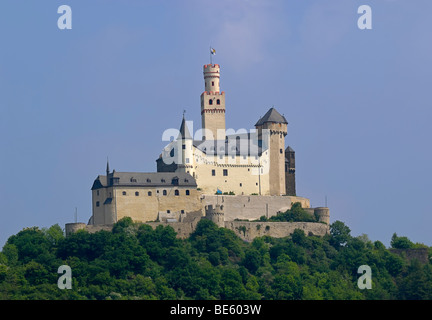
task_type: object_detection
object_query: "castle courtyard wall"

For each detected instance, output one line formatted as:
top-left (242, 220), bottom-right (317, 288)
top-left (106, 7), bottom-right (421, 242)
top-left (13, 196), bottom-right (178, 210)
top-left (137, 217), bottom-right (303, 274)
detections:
top-left (225, 221), bottom-right (329, 242)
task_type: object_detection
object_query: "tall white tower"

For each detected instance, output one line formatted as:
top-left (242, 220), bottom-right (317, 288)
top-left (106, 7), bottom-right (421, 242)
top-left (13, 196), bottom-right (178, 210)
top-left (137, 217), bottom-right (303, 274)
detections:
top-left (200, 64), bottom-right (226, 140)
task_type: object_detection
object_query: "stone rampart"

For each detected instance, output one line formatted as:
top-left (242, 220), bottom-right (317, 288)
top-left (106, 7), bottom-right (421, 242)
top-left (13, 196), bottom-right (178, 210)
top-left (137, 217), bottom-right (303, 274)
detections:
top-left (225, 221), bottom-right (329, 242)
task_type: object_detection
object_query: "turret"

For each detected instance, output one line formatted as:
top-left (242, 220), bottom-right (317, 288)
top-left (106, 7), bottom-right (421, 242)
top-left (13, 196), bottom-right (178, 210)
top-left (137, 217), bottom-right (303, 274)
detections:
top-left (177, 115), bottom-right (194, 177)
top-left (205, 204), bottom-right (225, 228)
top-left (255, 107), bottom-right (288, 196)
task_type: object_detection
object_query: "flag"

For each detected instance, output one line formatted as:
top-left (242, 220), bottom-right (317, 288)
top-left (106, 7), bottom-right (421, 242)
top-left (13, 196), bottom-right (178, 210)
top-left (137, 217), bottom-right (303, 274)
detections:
top-left (210, 47), bottom-right (216, 55)
top-left (216, 188), bottom-right (222, 195)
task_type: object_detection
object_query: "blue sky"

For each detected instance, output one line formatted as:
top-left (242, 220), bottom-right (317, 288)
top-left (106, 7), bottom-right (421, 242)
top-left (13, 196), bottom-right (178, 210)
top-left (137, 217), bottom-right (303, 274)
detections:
top-left (1, 0), bottom-right (431, 248)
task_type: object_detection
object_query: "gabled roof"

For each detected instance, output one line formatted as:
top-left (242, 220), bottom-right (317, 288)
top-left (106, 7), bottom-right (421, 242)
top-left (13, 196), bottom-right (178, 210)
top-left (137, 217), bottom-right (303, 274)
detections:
top-left (255, 107), bottom-right (288, 126)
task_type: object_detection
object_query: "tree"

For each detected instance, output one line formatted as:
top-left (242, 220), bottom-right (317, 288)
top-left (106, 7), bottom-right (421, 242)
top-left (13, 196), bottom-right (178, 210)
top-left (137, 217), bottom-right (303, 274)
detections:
top-left (391, 233), bottom-right (414, 249)
top-left (329, 221), bottom-right (351, 249)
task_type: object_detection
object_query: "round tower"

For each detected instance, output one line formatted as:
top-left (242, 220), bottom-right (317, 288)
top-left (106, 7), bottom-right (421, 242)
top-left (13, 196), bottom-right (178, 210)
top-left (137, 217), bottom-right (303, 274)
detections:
top-left (205, 204), bottom-right (225, 228)
top-left (314, 207), bottom-right (330, 224)
top-left (201, 64), bottom-right (226, 140)
top-left (203, 64), bottom-right (221, 92)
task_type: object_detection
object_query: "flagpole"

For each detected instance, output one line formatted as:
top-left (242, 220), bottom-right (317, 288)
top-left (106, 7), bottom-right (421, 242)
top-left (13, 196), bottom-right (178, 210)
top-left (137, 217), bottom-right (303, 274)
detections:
top-left (210, 46), bottom-right (212, 65)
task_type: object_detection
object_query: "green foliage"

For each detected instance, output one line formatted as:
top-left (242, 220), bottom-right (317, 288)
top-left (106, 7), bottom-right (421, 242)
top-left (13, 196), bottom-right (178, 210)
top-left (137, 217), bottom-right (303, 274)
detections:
top-left (258, 202), bottom-right (317, 223)
top-left (0, 219), bottom-right (431, 300)
top-left (391, 233), bottom-right (414, 249)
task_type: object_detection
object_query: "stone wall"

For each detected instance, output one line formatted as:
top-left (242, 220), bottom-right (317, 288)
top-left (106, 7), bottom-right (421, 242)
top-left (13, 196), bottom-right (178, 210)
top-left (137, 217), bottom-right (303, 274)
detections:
top-left (389, 248), bottom-right (430, 264)
top-left (66, 219), bottom-right (328, 242)
top-left (225, 221), bottom-right (329, 242)
top-left (202, 194), bottom-right (310, 221)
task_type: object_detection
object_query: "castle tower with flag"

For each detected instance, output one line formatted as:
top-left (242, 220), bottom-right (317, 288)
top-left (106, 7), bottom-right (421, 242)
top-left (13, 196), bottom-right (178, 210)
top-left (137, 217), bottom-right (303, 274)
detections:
top-left (156, 62), bottom-right (295, 197)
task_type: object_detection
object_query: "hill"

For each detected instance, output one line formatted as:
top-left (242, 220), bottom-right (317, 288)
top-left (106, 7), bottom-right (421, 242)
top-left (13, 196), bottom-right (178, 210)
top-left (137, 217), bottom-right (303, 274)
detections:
top-left (0, 218), bottom-right (431, 300)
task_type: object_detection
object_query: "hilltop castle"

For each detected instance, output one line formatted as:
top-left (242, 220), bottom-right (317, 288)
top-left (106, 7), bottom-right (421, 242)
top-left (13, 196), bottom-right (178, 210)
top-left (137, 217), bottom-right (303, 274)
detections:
top-left (66, 63), bottom-right (329, 240)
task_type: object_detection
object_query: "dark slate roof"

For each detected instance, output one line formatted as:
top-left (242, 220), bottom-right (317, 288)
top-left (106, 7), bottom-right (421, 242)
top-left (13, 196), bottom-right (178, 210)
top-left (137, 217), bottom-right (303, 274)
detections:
top-left (193, 132), bottom-right (266, 157)
top-left (178, 116), bottom-right (192, 140)
top-left (92, 172), bottom-right (197, 189)
top-left (286, 146), bottom-right (295, 153)
top-left (255, 107), bottom-right (288, 126)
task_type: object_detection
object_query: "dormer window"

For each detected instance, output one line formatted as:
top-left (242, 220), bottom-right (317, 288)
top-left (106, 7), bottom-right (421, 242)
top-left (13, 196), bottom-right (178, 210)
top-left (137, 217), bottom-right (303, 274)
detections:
top-left (146, 178), bottom-right (151, 183)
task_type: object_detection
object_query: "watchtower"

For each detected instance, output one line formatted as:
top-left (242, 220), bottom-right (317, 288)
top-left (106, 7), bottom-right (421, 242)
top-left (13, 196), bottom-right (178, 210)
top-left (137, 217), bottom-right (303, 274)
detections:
top-left (200, 64), bottom-right (226, 140)
top-left (255, 108), bottom-right (288, 196)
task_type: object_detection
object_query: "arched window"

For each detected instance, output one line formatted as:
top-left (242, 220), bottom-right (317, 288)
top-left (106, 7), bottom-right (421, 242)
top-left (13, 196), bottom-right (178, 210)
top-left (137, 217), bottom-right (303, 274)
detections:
top-left (135, 191), bottom-right (139, 196)
top-left (148, 191), bottom-right (152, 196)
top-left (209, 99), bottom-right (213, 105)
top-left (163, 190), bottom-right (167, 196)
top-left (217, 99), bottom-right (220, 105)
top-left (175, 190), bottom-right (179, 196)
top-left (122, 191), bottom-right (127, 196)
top-left (186, 190), bottom-right (190, 196)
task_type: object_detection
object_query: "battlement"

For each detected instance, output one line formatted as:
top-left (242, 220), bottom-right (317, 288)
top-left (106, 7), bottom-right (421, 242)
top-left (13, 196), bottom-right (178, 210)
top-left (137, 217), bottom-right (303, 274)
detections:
top-left (204, 64), bottom-right (220, 70)
top-left (205, 204), bottom-right (224, 215)
top-left (201, 91), bottom-right (225, 96)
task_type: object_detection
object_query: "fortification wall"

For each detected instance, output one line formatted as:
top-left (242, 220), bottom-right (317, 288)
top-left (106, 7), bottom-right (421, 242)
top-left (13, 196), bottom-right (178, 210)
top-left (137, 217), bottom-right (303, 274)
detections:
top-left (144, 221), bottom-right (197, 239)
top-left (202, 195), bottom-right (310, 221)
top-left (65, 223), bottom-right (113, 236)
top-left (225, 221), bottom-right (329, 242)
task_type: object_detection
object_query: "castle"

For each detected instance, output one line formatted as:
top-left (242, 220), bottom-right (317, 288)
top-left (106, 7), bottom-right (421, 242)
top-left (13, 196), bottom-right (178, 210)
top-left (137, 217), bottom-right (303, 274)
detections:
top-left (66, 62), bottom-right (330, 240)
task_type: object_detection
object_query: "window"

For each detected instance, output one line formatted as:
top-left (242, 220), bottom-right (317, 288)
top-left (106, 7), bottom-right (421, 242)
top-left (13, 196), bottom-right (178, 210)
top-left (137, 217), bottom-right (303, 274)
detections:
top-left (147, 178), bottom-right (151, 183)
top-left (172, 178), bottom-right (179, 185)
top-left (130, 177), bottom-right (137, 182)
top-left (186, 158), bottom-right (190, 164)
top-left (212, 169), bottom-right (216, 176)
top-left (96, 201), bottom-right (100, 207)
top-left (182, 144), bottom-right (186, 150)
top-left (186, 190), bottom-right (190, 196)
top-left (181, 210), bottom-right (185, 214)
top-left (135, 191), bottom-right (139, 196)
top-left (167, 210), bottom-right (170, 213)
top-left (212, 81), bottom-right (214, 86)
top-left (175, 190), bottom-right (179, 196)
top-left (161, 179), bottom-right (166, 183)
top-left (223, 169), bottom-right (228, 176)
top-left (280, 149), bottom-right (283, 154)
top-left (209, 99), bottom-right (213, 105)
top-left (163, 190), bottom-right (167, 196)
top-left (184, 179), bottom-right (189, 183)
top-left (122, 191), bottom-right (126, 196)
top-left (96, 190), bottom-right (99, 196)
top-left (148, 191), bottom-right (152, 196)
top-left (240, 183), bottom-right (242, 187)
top-left (217, 99), bottom-right (220, 105)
